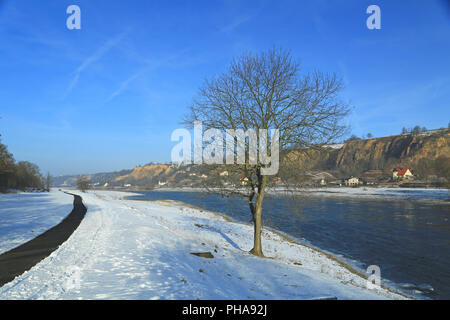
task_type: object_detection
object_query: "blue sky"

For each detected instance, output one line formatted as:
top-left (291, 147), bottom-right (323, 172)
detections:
top-left (0, 0), bottom-right (449, 175)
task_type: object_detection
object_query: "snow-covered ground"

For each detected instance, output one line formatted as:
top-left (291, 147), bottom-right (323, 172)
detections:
top-left (0, 190), bottom-right (409, 300)
top-left (0, 190), bottom-right (74, 254)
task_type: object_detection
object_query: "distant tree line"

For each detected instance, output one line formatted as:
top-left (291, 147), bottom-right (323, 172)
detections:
top-left (401, 125), bottom-right (427, 135)
top-left (344, 124), bottom-right (450, 142)
top-left (344, 132), bottom-right (373, 142)
top-left (76, 176), bottom-right (90, 192)
top-left (0, 135), bottom-right (46, 192)
top-left (345, 125), bottom-right (445, 142)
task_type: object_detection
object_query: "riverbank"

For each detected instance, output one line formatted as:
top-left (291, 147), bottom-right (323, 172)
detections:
top-left (1, 190), bottom-right (408, 299)
top-left (142, 186), bottom-right (449, 202)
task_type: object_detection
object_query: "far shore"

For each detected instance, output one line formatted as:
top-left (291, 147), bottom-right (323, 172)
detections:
top-left (78, 186), bottom-right (449, 203)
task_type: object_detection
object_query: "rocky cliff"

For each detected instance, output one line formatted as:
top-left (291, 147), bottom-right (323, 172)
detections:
top-left (114, 164), bottom-right (173, 184)
top-left (114, 130), bottom-right (450, 186)
top-left (53, 129), bottom-right (450, 188)
top-left (334, 130), bottom-right (449, 177)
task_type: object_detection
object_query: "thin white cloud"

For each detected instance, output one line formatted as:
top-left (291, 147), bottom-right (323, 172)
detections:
top-left (105, 49), bottom-right (191, 103)
top-left (65, 72), bottom-right (80, 97)
top-left (63, 31), bottom-right (128, 99)
top-left (106, 70), bottom-right (143, 102)
top-left (220, 15), bottom-right (253, 33)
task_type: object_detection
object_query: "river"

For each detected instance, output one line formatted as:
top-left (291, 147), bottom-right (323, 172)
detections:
top-left (126, 190), bottom-right (450, 299)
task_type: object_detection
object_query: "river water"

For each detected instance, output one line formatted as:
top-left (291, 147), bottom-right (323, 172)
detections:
top-left (126, 190), bottom-right (450, 299)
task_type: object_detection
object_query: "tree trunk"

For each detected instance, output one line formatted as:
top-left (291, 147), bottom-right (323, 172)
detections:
top-left (248, 191), bottom-right (256, 223)
top-left (250, 202), bottom-right (264, 256)
top-left (250, 174), bottom-right (267, 257)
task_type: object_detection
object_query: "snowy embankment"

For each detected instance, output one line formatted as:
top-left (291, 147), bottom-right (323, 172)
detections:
top-left (267, 187), bottom-right (450, 202)
top-left (0, 190), bottom-right (74, 254)
top-left (0, 190), bottom-right (408, 300)
top-left (154, 186), bottom-right (449, 202)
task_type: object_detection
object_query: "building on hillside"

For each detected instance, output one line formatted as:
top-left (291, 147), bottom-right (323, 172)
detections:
top-left (219, 170), bottom-right (229, 176)
top-left (344, 177), bottom-right (360, 186)
top-left (272, 177), bottom-right (282, 184)
top-left (158, 181), bottom-right (167, 186)
top-left (313, 178), bottom-right (326, 186)
top-left (240, 177), bottom-right (249, 186)
top-left (393, 168), bottom-right (414, 180)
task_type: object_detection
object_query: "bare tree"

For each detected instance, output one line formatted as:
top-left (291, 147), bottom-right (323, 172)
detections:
top-left (412, 125), bottom-right (421, 135)
top-left (345, 134), bottom-right (360, 142)
top-left (76, 176), bottom-right (90, 193)
top-left (45, 172), bottom-right (51, 192)
top-left (183, 48), bottom-right (350, 257)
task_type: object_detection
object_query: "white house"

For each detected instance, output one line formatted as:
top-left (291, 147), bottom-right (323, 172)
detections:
top-left (344, 177), bottom-right (360, 186)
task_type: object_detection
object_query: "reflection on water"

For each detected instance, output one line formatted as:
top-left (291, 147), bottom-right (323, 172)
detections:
top-left (127, 191), bottom-right (450, 299)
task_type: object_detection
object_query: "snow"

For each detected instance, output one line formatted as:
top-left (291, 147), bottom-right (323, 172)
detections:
top-left (0, 190), bottom-right (74, 254)
top-left (325, 143), bottom-right (344, 149)
top-left (266, 187), bottom-right (449, 201)
top-left (0, 190), bottom-right (409, 300)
